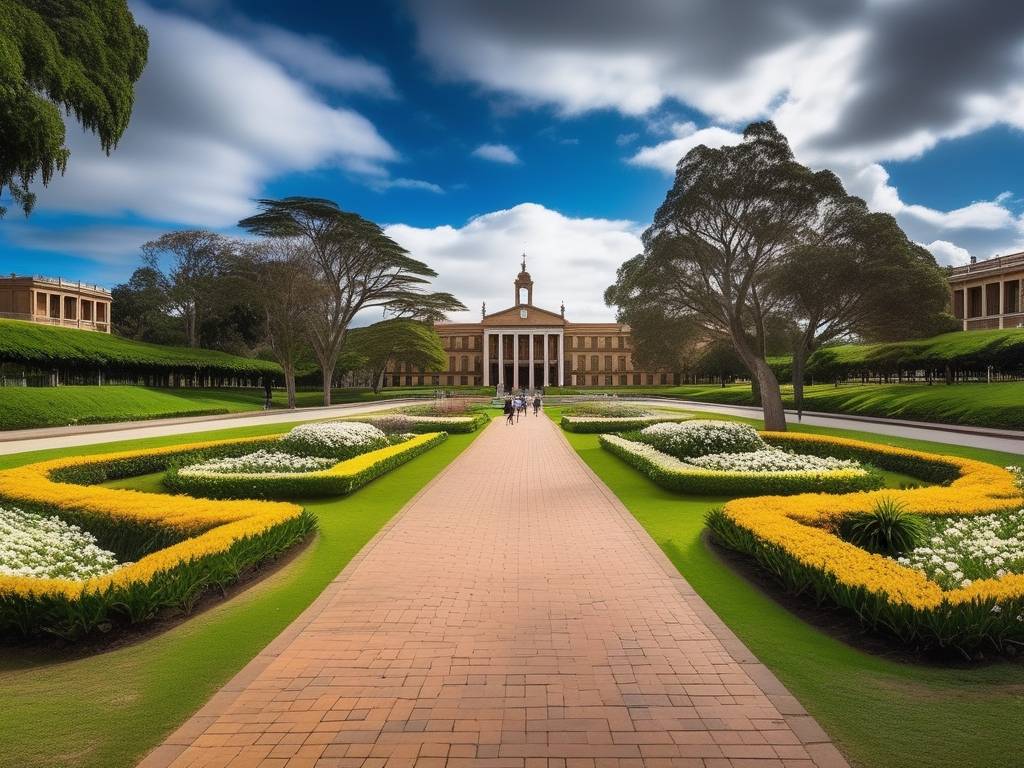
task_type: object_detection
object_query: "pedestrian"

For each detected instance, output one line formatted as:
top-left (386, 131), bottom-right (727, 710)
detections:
top-left (504, 397), bottom-right (514, 425)
top-left (532, 393), bottom-right (541, 416)
top-left (263, 377), bottom-right (273, 410)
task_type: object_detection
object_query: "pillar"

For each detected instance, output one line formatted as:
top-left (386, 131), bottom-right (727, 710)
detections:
top-left (558, 333), bottom-right (565, 386)
top-left (497, 333), bottom-right (504, 390)
top-left (999, 280), bottom-right (1006, 328)
top-left (528, 333), bottom-right (535, 391)
top-left (543, 332), bottom-right (550, 387)
top-left (513, 333), bottom-right (519, 390)
top-left (483, 331), bottom-right (490, 386)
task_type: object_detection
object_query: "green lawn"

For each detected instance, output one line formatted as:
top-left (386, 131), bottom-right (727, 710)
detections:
top-left (550, 406), bottom-right (1024, 768)
top-left (0, 384), bottom-right (491, 430)
top-left (0, 419), bottom-right (484, 768)
top-left (549, 380), bottom-right (1024, 430)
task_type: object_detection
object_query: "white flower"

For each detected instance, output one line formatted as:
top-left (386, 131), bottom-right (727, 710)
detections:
top-left (0, 506), bottom-right (121, 580)
top-left (280, 421), bottom-right (387, 457)
top-left (180, 450), bottom-right (335, 477)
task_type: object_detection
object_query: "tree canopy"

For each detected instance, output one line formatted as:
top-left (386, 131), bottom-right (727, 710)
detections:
top-left (343, 319), bottom-right (447, 393)
top-left (239, 197), bottom-right (453, 405)
top-left (0, 0), bottom-right (148, 216)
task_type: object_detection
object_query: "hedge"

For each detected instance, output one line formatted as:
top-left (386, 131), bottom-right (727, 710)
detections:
top-left (0, 319), bottom-right (281, 379)
top-left (163, 432), bottom-right (448, 500)
top-left (599, 433), bottom-right (883, 496)
top-left (560, 413), bottom-right (693, 433)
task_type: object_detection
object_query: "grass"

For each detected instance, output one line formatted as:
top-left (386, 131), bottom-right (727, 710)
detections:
top-left (0, 384), bottom-right (491, 430)
top-left (550, 405), bottom-right (1024, 768)
top-left (549, 380), bottom-right (1024, 431)
top-left (0, 419), bottom-right (484, 768)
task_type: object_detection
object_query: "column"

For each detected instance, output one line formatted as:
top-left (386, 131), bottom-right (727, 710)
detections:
top-left (558, 333), bottom-right (565, 386)
top-left (543, 332), bottom-right (550, 387)
top-left (483, 331), bottom-right (490, 386)
top-left (528, 333), bottom-right (535, 391)
top-left (497, 333), bottom-right (504, 390)
top-left (513, 333), bottom-right (519, 390)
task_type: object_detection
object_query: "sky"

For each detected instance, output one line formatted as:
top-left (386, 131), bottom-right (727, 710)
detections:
top-left (3, 0), bottom-right (1024, 323)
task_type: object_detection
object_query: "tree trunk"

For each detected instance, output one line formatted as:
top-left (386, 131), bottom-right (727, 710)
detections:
top-left (284, 365), bottom-right (297, 409)
top-left (374, 367), bottom-right (386, 394)
top-left (321, 366), bottom-right (333, 406)
top-left (730, 330), bottom-right (786, 431)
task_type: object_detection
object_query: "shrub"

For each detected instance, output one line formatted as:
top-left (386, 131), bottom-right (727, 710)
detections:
top-left (560, 413), bottom-right (694, 434)
top-left (279, 421), bottom-right (388, 458)
top-left (561, 401), bottom-right (650, 418)
top-left (839, 497), bottom-right (927, 555)
top-left (637, 419), bottom-right (765, 458)
top-left (358, 412), bottom-right (488, 434)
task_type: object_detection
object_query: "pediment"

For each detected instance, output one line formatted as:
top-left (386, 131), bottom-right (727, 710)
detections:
top-left (482, 305), bottom-right (566, 326)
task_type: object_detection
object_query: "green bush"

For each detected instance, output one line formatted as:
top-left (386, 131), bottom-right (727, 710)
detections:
top-left (561, 401), bottom-right (649, 418)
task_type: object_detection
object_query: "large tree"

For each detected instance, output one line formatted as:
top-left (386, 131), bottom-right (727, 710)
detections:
top-left (0, 0), bottom-right (148, 216)
top-left (111, 265), bottom-right (183, 345)
top-left (343, 319), bottom-right (448, 393)
top-left (239, 238), bottom-right (320, 409)
top-left (608, 122), bottom-right (856, 430)
top-left (239, 197), bottom-right (447, 406)
top-left (141, 231), bottom-right (231, 348)
top-left (771, 209), bottom-right (952, 417)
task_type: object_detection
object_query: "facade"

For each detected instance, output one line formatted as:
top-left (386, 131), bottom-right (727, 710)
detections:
top-left (0, 275), bottom-right (112, 333)
top-left (385, 259), bottom-right (670, 390)
top-left (948, 251), bottom-right (1024, 331)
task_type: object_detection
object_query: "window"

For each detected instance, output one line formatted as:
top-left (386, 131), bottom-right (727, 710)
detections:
top-left (591, 336), bottom-right (598, 349)
top-left (967, 286), bottom-right (983, 318)
top-left (617, 355), bottom-right (626, 371)
top-left (985, 282), bottom-right (1001, 315)
top-left (619, 374), bottom-right (627, 386)
top-left (604, 355), bottom-right (612, 371)
top-left (1006, 281), bottom-right (1021, 314)
top-left (461, 356), bottom-right (469, 372)
top-left (952, 289), bottom-right (965, 320)
top-left (449, 356), bottom-right (456, 372)
top-left (591, 355), bottom-right (599, 372)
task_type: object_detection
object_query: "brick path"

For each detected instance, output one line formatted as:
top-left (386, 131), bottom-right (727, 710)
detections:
top-left (141, 415), bottom-right (847, 768)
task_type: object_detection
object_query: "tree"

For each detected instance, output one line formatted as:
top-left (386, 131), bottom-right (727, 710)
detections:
top-left (772, 210), bottom-right (952, 417)
top-left (0, 1), bottom-right (148, 216)
top-left (239, 197), bottom-right (447, 406)
top-left (608, 122), bottom-right (854, 430)
top-left (141, 231), bottom-right (231, 348)
top-left (344, 319), bottom-right (448, 393)
top-left (239, 239), bottom-right (320, 409)
top-left (111, 266), bottom-right (184, 344)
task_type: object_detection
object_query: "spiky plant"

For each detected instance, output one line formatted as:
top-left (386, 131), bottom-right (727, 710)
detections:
top-left (840, 497), bottom-right (927, 556)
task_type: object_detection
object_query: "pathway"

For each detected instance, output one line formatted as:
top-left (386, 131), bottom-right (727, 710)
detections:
top-left (141, 415), bottom-right (846, 768)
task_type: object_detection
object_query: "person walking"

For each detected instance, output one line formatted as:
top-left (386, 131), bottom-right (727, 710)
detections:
top-left (504, 397), bottom-right (515, 425)
top-left (532, 393), bottom-right (541, 417)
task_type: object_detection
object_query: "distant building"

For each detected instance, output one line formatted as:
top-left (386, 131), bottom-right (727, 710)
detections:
top-left (384, 257), bottom-right (670, 390)
top-left (0, 275), bottom-right (112, 333)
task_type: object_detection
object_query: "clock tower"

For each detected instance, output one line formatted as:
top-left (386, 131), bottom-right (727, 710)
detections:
top-left (514, 255), bottom-right (533, 309)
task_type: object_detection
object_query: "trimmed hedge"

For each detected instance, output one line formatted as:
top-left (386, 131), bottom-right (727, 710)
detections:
top-left (560, 414), bottom-right (693, 433)
top-left (0, 319), bottom-right (281, 378)
top-left (163, 433), bottom-right (448, 500)
top-left (357, 412), bottom-right (490, 434)
top-left (600, 433), bottom-right (883, 496)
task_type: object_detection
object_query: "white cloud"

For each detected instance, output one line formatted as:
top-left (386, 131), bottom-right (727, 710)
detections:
top-left (627, 122), bottom-right (744, 172)
top-left (921, 240), bottom-right (971, 267)
top-left (241, 21), bottom-right (395, 97)
top-left (28, 4), bottom-right (401, 226)
top-left (384, 203), bottom-right (642, 322)
top-left (371, 177), bottom-right (444, 194)
top-left (2, 223), bottom-right (165, 267)
top-left (471, 143), bottom-right (521, 164)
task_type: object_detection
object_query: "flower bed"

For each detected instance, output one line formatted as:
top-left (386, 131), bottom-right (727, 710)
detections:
top-left (280, 421), bottom-right (389, 458)
top-left (600, 434), bottom-right (882, 496)
top-left (560, 413), bottom-right (693, 433)
top-left (705, 432), bottom-right (1024, 651)
top-left (0, 436), bottom-right (315, 638)
top-left (358, 412), bottom-right (488, 434)
top-left (164, 432), bottom-right (448, 500)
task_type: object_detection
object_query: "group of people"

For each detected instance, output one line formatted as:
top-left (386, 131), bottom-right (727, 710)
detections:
top-left (504, 392), bottom-right (542, 424)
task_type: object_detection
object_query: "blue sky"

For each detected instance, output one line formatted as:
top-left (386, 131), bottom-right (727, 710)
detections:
top-left (3, 0), bottom-right (1024, 322)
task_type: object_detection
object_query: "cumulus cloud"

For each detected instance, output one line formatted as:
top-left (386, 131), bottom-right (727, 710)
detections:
top-left (627, 122), bottom-right (744, 172)
top-left (471, 143), bottom-right (521, 164)
top-left (384, 203), bottom-right (642, 322)
top-left (27, 4), bottom-right (404, 226)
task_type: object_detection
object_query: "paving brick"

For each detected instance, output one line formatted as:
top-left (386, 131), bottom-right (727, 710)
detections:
top-left (139, 417), bottom-right (846, 768)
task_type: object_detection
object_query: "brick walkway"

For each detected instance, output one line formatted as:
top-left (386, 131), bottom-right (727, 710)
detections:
top-left (141, 415), bottom-right (846, 768)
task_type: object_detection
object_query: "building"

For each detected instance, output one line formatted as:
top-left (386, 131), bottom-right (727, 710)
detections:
top-left (0, 275), bottom-right (112, 333)
top-left (948, 251), bottom-right (1024, 330)
top-left (385, 258), bottom-right (670, 390)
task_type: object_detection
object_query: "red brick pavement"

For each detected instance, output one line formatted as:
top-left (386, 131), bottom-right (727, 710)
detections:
top-left (140, 415), bottom-right (847, 768)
